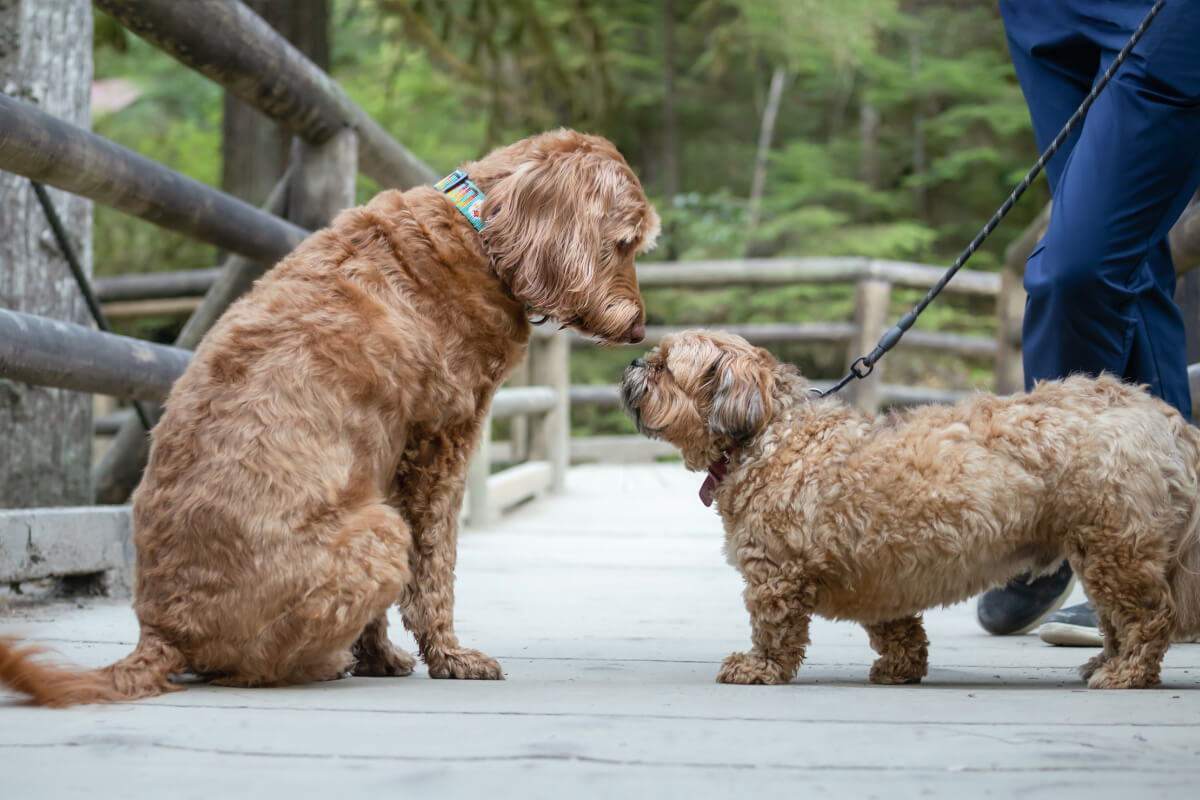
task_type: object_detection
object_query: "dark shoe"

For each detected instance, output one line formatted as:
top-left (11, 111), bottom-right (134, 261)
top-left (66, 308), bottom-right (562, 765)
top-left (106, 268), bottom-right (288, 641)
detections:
top-left (1038, 602), bottom-right (1102, 646)
top-left (976, 561), bottom-right (1075, 635)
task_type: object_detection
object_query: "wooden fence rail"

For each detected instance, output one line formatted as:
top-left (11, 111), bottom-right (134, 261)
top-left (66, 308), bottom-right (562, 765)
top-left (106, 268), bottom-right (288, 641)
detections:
top-left (0, 92), bottom-right (307, 262)
top-left (0, 307), bottom-right (191, 402)
top-left (93, 0), bottom-right (435, 190)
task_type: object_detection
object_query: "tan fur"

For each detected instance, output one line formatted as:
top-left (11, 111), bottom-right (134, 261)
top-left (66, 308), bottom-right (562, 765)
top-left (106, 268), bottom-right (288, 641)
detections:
top-left (622, 330), bottom-right (1200, 689)
top-left (0, 128), bottom-right (658, 707)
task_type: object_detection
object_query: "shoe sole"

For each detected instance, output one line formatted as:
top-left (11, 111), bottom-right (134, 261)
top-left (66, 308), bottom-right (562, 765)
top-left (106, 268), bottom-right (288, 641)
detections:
top-left (1039, 622), bottom-right (1103, 647)
top-left (1005, 574), bottom-right (1077, 636)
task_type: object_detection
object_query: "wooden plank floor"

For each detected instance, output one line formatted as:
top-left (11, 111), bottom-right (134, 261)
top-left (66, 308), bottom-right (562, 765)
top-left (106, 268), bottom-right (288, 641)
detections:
top-left (2, 463), bottom-right (1199, 799)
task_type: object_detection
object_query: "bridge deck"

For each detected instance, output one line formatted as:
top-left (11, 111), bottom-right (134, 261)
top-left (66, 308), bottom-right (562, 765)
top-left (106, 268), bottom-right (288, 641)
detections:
top-left (2, 463), bottom-right (1198, 798)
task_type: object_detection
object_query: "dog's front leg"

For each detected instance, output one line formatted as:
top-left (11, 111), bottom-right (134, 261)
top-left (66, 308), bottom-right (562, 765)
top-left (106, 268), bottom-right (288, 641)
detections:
top-left (717, 557), bottom-right (816, 685)
top-left (394, 447), bottom-right (503, 680)
top-left (864, 615), bottom-right (929, 684)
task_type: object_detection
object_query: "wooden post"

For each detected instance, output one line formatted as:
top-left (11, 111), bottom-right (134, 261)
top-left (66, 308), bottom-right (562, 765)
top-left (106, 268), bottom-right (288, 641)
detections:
top-left (287, 128), bottom-right (358, 231)
top-left (0, 0), bottom-right (93, 508)
top-left (847, 278), bottom-right (891, 414)
top-left (531, 331), bottom-right (571, 493)
top-left (466, 416), bottom-right (494, 526)
top-left (506, 358), bottom-right (531, 464)
top-left (994, 266), bottom-right (1026, 395)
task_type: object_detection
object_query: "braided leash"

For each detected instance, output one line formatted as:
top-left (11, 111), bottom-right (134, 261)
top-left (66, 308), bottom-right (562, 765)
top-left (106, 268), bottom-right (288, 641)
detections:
top-left (821, 0), bottom-right (1166, 397)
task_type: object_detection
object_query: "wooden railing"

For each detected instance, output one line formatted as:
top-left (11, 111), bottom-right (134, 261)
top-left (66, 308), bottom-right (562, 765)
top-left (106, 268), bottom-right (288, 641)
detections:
top-left (83, 257), bottom-right (1018, 483)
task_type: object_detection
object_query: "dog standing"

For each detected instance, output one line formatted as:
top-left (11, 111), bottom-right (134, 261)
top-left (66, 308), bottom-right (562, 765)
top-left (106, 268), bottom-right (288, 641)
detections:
top-left (0, 129), bottom-right (659, 706)
top-left (621, 330), bottom-right (1200, 689)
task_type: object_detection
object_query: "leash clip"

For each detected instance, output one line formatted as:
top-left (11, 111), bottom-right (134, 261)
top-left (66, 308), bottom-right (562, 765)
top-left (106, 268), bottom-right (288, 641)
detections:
top-left (850, 356), bottom-right (874, 380)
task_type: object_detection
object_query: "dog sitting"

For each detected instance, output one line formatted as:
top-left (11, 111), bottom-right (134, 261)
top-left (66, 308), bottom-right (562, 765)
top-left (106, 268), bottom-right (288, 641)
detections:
top-left (0, 128), bottom-right (659, 707)
top-left (621, 330), bottom-right (1200, 689)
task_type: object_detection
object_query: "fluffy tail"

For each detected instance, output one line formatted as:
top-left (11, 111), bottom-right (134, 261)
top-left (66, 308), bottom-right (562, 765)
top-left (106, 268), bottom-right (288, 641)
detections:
top-left (1171, 529), bottom-right (1200, 642)
top-left (0, 632), bottom-right (184, 707)
top-left (1170, 422), bottom-right (1200, 642)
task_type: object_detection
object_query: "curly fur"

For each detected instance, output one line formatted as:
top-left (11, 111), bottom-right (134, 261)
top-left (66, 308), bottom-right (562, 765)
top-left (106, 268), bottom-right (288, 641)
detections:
top-left (0, 128), bottom-right (659, 707)
top-left (622, 330), bottom-right (1200, 689)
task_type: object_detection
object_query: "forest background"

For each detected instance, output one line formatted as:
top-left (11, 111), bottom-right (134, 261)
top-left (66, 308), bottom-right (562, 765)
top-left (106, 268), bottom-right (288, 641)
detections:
top-left (91, 0), bottom-right (1048, 435)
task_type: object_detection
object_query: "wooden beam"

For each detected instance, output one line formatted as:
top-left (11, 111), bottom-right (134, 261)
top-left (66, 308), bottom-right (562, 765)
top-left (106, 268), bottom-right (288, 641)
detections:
top-left (635, 258), bottom-right (1001, 296)
top-left (101, 297), bottom-right (202, 319)
top-left (94, 268), bottom-right (223, 302)
top-left (0, 91), bottom-right (307, 262)
top-left (94, 0), bottom-right (436, 189)
top-left (0, 307), bottom-right (191, 403)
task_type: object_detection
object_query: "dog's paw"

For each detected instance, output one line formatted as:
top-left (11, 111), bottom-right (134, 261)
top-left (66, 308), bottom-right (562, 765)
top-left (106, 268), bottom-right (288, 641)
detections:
top-left (427, 648), bottom-right (504, 680)
top-left (1078, 653), bottom-right (1108, 682)
top-left (869, 658), bottom-right (925, 685)
top-left (716, 652), bottom-right (790, 685)
top-left (352, 643), bottom-right (417, 678)
top-left (1085, 662), bottom-right (1160, 690)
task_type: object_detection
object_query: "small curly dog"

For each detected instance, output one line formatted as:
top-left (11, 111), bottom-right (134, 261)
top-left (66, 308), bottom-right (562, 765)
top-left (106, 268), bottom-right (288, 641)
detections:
top-left (621, 330), bottom-right (1200, 689)
top-left (0, 128), bottom-right (659, 706)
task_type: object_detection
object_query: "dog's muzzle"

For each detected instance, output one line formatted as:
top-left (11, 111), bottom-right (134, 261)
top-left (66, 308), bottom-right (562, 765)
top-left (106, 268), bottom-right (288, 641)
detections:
top-left (620, 362), bottom-right (653, 436)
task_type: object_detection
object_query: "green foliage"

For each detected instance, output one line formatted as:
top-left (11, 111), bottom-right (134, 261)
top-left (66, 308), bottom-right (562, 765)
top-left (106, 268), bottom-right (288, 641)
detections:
top-left (88, 0), bottom-right (1042, 408)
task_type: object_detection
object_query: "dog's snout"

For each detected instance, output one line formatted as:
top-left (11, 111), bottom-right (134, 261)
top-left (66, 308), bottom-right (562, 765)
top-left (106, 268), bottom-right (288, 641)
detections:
top-left (627, 321), bottom-right (646, 344)
top-left (631, 358), bottom-right (646, 368)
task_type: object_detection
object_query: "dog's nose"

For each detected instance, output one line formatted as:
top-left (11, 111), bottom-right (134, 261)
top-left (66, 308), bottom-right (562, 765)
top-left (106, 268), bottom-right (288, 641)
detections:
top-left (630, 358), bottom-right (646, 368)
top-left (627, 321), bottom-right (646, 343)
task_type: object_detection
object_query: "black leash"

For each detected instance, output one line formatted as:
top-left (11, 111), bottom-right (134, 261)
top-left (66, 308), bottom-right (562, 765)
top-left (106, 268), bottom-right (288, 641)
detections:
top-left (821, 0), bottom-right (1166, 397)
top-left (31, 180), bottom-right (154, 430)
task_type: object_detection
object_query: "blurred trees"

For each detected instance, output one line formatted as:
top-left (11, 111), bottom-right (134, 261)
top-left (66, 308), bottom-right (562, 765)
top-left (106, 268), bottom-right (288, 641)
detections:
top-left (91, 0), bottom-right (1044, 274)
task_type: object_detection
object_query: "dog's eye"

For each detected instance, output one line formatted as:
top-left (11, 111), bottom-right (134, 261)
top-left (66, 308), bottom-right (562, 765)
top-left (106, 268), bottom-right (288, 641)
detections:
top-left (616, 239), bottom-right (635, 255)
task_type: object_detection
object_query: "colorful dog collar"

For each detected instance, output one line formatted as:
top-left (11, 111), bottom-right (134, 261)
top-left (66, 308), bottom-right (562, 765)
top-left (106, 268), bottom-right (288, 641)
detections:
top-left (434, 169), bottom-right (485, 231)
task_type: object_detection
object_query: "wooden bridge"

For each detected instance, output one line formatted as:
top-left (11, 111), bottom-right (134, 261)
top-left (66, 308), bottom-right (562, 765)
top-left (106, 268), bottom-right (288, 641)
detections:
top-left (3, 3), bottom-right (1200, 796)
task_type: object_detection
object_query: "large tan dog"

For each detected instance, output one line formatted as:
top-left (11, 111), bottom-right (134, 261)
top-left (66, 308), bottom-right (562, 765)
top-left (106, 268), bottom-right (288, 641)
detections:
top-left (621, 330), bottom-right (1200, 689)
top-left (0, 128), bottom-right (658, 706)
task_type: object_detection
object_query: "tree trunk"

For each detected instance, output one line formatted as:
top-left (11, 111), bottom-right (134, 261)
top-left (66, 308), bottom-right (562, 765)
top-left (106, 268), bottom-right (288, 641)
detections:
top-left (0, 0), bottom-right (94, 509)
top-left (747, 66), bottom-right (788, 235)
top-left (858, 99), bottom-right (881, 190)
top-left (909, 28), bottom-right (927, 219)
top-left (222, 0), bottom-right (330, 204)
top-left (661, 0), bottom-right (680, 259)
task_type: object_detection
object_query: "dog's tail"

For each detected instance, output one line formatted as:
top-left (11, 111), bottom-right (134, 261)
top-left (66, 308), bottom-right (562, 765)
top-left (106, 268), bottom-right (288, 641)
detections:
top-left (1170, 421), bottom-right (1200, 642)
top-left (0, 631), bottom-right (184, 707)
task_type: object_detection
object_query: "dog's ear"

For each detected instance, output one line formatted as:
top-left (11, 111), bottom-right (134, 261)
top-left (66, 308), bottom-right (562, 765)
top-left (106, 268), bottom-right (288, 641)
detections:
top-left (481, 136), bottom-right (610, 311)
top-left (708, 349), bottom-right (775, 441)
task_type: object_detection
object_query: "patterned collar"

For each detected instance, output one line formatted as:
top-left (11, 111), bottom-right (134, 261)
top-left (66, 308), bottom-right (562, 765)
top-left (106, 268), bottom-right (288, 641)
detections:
top-left (434, 169), bottom-right (485, 231)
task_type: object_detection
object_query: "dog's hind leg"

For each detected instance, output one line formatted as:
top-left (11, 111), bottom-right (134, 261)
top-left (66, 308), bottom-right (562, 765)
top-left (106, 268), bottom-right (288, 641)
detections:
top-left (864, 615), bottom-right (929, 685)
top-left (219, 502), bottom-right (414, 688)
top-left (351, 614), bottom-right (416, 677)
top-left (1068, 535), bottom-right (1174, 689)
top-left (717, 561), bottom-right (816, 685)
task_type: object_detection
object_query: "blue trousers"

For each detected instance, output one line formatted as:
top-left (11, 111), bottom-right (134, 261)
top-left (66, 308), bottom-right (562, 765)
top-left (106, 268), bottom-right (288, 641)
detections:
top-left (1000, 0), bottom-right (1200, 419)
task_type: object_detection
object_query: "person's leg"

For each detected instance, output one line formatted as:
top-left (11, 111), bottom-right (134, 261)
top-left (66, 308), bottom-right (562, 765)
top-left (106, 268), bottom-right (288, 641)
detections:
top-left (1020, 0), bottom-right (1200, 409)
